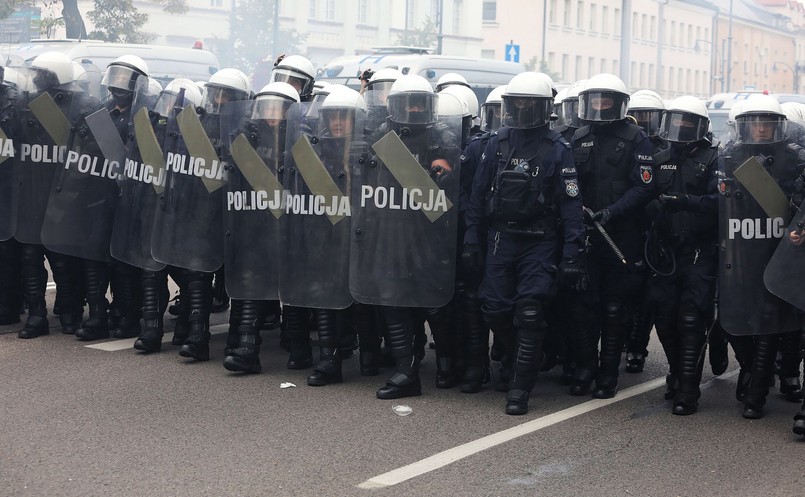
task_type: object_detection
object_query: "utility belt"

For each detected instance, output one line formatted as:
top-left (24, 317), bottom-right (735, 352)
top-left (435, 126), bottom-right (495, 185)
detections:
top-left (492, 218), bottom-right (556, 238)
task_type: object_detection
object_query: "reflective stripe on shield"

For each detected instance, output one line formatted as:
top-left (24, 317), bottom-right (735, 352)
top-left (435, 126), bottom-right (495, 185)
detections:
top-left (133, 107), bottom-right (167, 194)
top-left (28, 92), bottom-right (71, 147)
top-left (176, 106), bottom-right (226, 193)
top-left (230, 133), bottom-right (285, 219)
top-left (291, 135), bottom-right (348, 225)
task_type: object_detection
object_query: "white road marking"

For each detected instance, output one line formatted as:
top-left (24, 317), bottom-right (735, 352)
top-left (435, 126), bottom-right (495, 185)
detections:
top-left (46, 282), bottom-right (56, 290)
top-left (358, 370), bottom-right (739, 489)
top-left (85, 323), bottom-right (229, 351)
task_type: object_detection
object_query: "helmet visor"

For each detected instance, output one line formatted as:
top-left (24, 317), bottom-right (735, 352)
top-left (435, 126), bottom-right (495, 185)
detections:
top-left (202, 85), bottom-right (247, 114)
top-left (320, 108), bottom-right (356, 138)
top-left (501, 96), bottom-right (552, 129)
top-left (660, 111), bottom-right (709, 143)
top-left (387, 92), bottom-right (437, 124)
top-left (102, 65), bottom-right (141, 92)
top-left (271, 67), bottom-right (313, 97)
top-left (365, 81), bottom-right (394, 106)
top-left (561, 99), bottom-right (580, 127)
top-left (628, 109), bottom-right (663, 136)
top-left (153, 90), bottom-right (188, 118)
top-left (736, 114), bottom-right (787, 144)
top-left (578, 91), bottom-right (629, 122)
top-left (480, 102), bottom-right (501, 132)
top-left (251, 94), bottom-right (294, 121)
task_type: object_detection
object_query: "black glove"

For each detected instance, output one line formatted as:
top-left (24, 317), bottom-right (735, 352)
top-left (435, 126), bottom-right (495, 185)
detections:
top-left (659, 193), bottom-right (690, 212)
top-left (592, 208), bottom-right (611, 226)
top-left (359, 68), bottom-right (374, 82)
top-left (461, 244), bottom-right (483, 276)
top-left (559, 254), bottom-right (588, 292)
top-left (274, 54), bottom-right (286, 67)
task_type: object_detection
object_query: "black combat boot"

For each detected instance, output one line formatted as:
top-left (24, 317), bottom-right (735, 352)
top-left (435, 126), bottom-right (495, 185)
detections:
top-left (49, 252), bottom-right (83, 334)
top-left (211, 267), bottom-right (229, 313)
top-left (777, 331), bottom-right (802, 402)
top-left (427, 306), bottom-right (459, 389)
top-left (178, 273), bottom-right (213, 361)
top-left (625, 305), bottom-right (651, 373)
top-left (376, 307), bottom-right (421, 399)
top-left (0, 240), bottom-right (22, 325)
top-left (743, 335), bottom-right (777, 419)
top-left (672, 313), bottom-right (706, 415)
top-left (18, 244), bottom-right (49, 339)
top-left (223, 299), bottom-right (264, 374)
top-left (460, 297), bottom-right (490, 394)
top-left (284, 306), bottom-right (312, 369)
top-left (133, 270), bottom-right (166, 353)
top-left (568, 303), bottom-right (597, 396)
top-left (110, 262), bottom-right (142, 339)
top-left (354, 304), bottom-right (381, 376)
top-left (308, 309), bottom-right (344, 386)
top-left (593, 300), bottom-right (628, 399)
top-left (708, 322), bottom-right (730, 376)
top-left (75, 260), bottom-right (110, 341)
top-left (794, 403), bottom-right (805, 436)
top-left (505, 300), bottom-right (547, 415)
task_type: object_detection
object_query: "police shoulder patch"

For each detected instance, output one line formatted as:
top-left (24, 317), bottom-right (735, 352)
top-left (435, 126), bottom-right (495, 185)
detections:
top-left (565, 179), bottom-right (579, 197)
top-left (718, 178), bottom-right (728, 196)
top-left (640, 165), bottom-right (653, 184)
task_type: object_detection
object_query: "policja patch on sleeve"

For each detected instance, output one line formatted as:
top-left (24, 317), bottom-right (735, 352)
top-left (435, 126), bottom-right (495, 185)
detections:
top-left (565, 179), bottom-right (579, 197)
top-left (640, 165), bottom-right (653, 184)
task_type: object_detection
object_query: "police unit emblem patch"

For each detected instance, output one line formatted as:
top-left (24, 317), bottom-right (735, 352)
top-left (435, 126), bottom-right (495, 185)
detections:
top-left (565, 179), bottom-right (579, 197)
top-left (718, 179), bottom-right (727, 196)
top-left (640, 165), bottom-right (653, 184)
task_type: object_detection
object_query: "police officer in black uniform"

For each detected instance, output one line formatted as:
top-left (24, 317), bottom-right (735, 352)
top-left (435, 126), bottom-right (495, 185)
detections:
top-left (463, 72), bottom-right (586, 415)
top-left (646, 96), bottom-right (720, 415)
top-left (568, 73), bottom-right (655, 398)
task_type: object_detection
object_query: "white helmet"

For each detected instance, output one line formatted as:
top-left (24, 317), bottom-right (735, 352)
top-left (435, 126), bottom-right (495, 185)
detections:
top-left (561, 79), bottom-right (587, 128)
top-left (480, 85), bottom-right (506, 132)
top-left (554, 87), bottom-right (569, 107)
top-left (202, 67), bottom-right (251, 113)
top-left (439, 84), bottom-right (478, 118)
top-left (726, 100), bottom-right (746, 142)
top-left (102, 54), bottom-right (149, 93)
top-left (628, 90), bottom-right (666, 136)
top-left (30, 51), bottom-right (73, 90)
top-left (501, 72), bottom-right (553, 129)
top-left (313, 80), bottom-right (330, 92)
top-left (365, 68), bottom-right (404, 107)
top-left (271, 54), bottom-right (315, 99)
top-left (436, 72), bottom-right (469, 92)
top-left (386, 74), bottom-right (437, 125)
top-left (252, 81), bottom-right (300, 121)
top-left (319, 86), bottom-right (366, 137)
top-left (578, 73), bottom-right (629, 122)
top-left (153, 77), bottom-right (202, 117)
top-left (148, 78), bottom-right (163, 95)
top-left (781, 101), bottom-right (805, 126)
top-left (735, 94), bottom-right (787, 144)
top-left (659, 95), bottom-right (710, 143)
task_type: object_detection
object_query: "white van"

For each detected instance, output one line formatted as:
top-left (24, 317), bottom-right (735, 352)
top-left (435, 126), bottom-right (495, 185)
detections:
top-left (317, 47), bottom-right (525, 103)
top-left (3, 39), bottom-right (220, 87)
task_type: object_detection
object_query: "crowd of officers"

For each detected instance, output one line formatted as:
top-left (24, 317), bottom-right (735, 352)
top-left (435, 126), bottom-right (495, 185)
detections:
top-left (1, 51), bottom-right (805, 437)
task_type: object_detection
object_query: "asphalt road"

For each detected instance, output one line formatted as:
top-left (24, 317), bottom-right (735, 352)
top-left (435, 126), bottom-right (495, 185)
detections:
top-left (1, 289), bottom-right (803, 497)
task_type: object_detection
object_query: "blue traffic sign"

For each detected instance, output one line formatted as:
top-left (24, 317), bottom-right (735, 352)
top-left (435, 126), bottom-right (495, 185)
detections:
top-left (505, 44), bottom-right (520, 63)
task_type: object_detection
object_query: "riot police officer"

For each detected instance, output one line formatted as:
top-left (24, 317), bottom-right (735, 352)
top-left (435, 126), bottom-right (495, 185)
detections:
top-left (646, 96), bottom-right (719, 415)
top-left (270, 55), bottom-right (316, 103)
top-left (463, 72), bottom-right (586, 415)
top-left (0, 66), bottom-right (22, 326)
top-left (568, 73), bottom-right (655, 398)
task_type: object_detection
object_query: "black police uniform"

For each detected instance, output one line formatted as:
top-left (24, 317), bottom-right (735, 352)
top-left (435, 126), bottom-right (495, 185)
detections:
top-left (0, 79), bottom-right (23, 325)
top-left (569, 119), bottom-right (655, 398)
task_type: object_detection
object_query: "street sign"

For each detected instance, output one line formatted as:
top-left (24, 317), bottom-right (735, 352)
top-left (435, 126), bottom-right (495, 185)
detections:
top-left (505, 44), bottom-right (520, 63)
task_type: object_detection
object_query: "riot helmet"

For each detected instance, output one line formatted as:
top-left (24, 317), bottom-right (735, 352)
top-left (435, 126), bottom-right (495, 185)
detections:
top-left (440, 83), bottom-right (478, 121)
top-left (578, 73), bottom-right (629, 122)
top-left (628, 90), bottom-right (665, 137)
top-left (386, 75), bottom-right (437, 125)
top-left (500, 72), bottom-right (553, 129)
top-left (153, 78), bottom-right (202, 118)
top-left (319, 86), bottom-right (366, 138)
top-left (251, 81), bottom-right (300, 126)
top-left (365, 68), bottom-right (403, 107)
top-left (437, 88), bottom-right (472, 144)
top-left (480, 85), bottom-right (506, 132)
top-left (659, 96), bottom-right (709, 143)
top-left (726, 100), bottom-right (746, 143)
top-left (435, 72), bottom-right (470, 92)
top-left (561, 79), bottom-right (587, 128)
top-left (270, 55), bottom-right (315, 100)
top-left (202, 68), bottom-right (251, 114)
top-left (30, 51), bottom-right (73, 92)
top-left (553, 87), bottom-right (569, 126)
top-left (735, 94), bottom-right (787, 144)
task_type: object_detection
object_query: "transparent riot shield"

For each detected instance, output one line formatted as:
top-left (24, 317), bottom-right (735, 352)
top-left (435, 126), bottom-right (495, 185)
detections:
top-left (40, 76), bottom-right (119, 261)
top-left (13, 69), bottom-right (74, 244)
top-left (219, 100), bottom-right (285, 300)
top-left (0, 79), bottom-right (21, 241)
top-left (718, 154), bottom-right (799, 335)
top-left (151, 102), bottom-right (225, 272)
top-left (109, 77), bottom-right (167, 271)
top-left (279, 102), bottom-right (355, 309)
top-left (764, 196), bottom-right (805, 312)
top-left (349, 94), bottom-right (461, 307)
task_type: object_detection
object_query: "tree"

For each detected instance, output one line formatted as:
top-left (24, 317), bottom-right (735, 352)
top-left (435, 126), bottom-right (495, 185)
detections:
top-left (220, 0), bottom-right (306, 76)
top-left (87, 0), bottom-right (150, 43)
top-left (395, 17), bottom-right (437, 50)
top-left (524, 56), bottom-right (561, 82)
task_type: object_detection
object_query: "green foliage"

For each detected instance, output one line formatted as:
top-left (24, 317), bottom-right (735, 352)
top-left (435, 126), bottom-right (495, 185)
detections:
top-left (152, 0), bottom-right (188, 15)
top-left (88, 0), bottom-right (151, 43)
top-left (395, 17), bottom-right (437, 50)
top-left (220, 0), bottom-right (307, 75)
top-left (524, 56), bottom-right (561, 82)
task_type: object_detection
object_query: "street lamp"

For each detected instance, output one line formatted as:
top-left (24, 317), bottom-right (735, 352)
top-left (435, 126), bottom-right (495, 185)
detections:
top-left (772, 61), bottom-right (801, 93)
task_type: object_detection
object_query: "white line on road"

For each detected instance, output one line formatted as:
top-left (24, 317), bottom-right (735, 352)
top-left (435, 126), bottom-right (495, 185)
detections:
top-left (46, 282), bottom-right (56, 290)
top-left (84, 323), bottom-right (229, 351)
top-left (358, 371), bottom-right (738, 489)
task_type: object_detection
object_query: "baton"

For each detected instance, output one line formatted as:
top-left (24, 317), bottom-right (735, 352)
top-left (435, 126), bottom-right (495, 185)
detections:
top-left (583, 206), bottom-right (627, 265)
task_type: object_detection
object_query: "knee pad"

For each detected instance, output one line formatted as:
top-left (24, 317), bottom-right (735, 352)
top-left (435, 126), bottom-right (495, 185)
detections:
top-left (678, 305), bottom-right (700, 331)
top-left (604, 299), bottom-right (625, 322)
top-left (514, 299), bottom-right (546, 330)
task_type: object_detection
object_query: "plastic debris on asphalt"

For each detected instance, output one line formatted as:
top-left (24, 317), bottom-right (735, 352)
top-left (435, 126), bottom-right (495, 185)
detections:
top-left (280, 382), bottom-right (297, 389)
top-left (392, 405), bottom-right (412, 416)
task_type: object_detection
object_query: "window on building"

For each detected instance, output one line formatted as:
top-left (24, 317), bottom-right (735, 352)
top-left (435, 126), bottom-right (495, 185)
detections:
top-left (631, 61), bottom-right (636, 82)
top-left (668, 67), bottom-right (674, 92)
top-left (612, 58), bottom-right (618, 75)
top-left (632, 12), bottom-right (638, 38)
top-left (600, 58), bottom-right (607, 73)
top-left (482, 0), bottom-right (496, 22)
top-left (678, 68), bottom-right (684, 92)
top-left (406, 0), bottom-right (415, 29)
top-left (549, 0), bottom-right (557, 24)
top-left (650, 16), bottom-right (656, 39)
top-left (453, 0), bottom-right (463, 33)
top-left (679, 22), bottom-right (685, 47)
top-left (549, 51), bottom-right (556, 69)
top-left (326, 0), bottom-right (335, 20)
top-left (358, 0), bottom-right (368, 23)
top-left (562, 54), bottom-right (569, 79)
top-left (601, 6), bottom-right (608, 34)
top-left (430, 0), bottom-right (438, 19)
top-left (564, 0), bottom-right (571, 27)
top-left (210, 0), bottom-right (223, 7)
top-left (577, 1), bottom-right (584, 29)
top-left (695, 69), bottom-right (700, 93)
top-left (576, 55), bottom-right (582, 80)
top-left (687, 25), bottom-right (692, 47)
top-left (614, 8), bottom-right (620, 34)
top-left (589, 3), bottom-right (596, 31)
top-left (670, 21), bottom-right (676, 45)
top-left (309, 0), bottom-right (317, 18)
top-left (640, 62), bottom-right (645, 87)
top-left (481, 49), bottom-right (495, 59)
top-left (649, 63), bottom-right (654, 87)
top-left (641, 14), bottom-right (647, 39)
top-left (588, 57), bottom-right (595, 77)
